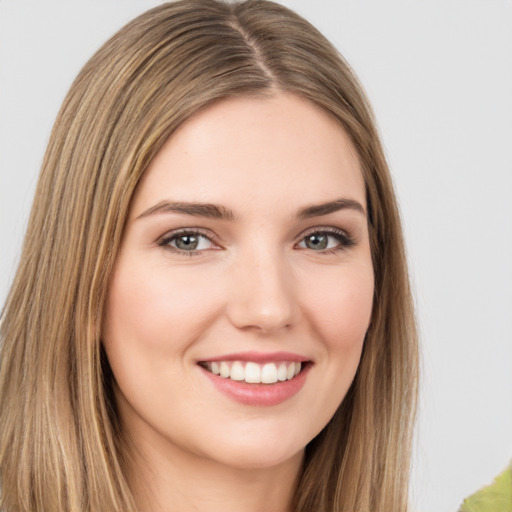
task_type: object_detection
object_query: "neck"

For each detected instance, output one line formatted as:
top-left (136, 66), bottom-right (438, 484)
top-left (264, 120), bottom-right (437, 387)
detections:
top-left (124, 432), bottom-right (304, 512)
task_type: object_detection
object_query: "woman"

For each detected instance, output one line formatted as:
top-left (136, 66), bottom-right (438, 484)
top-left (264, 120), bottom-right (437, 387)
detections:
top-left (0, 1), bottom-right (418, 511)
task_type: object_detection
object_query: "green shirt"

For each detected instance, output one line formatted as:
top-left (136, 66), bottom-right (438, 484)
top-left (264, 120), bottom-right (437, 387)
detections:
top-left (459, 464), bottom-right (512, 512)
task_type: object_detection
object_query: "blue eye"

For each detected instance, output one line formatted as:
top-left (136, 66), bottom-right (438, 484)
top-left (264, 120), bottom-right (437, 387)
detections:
top-left (159, 231), bottom-right (216, 253)
top-left (297, 229), bottom-right (354, 252)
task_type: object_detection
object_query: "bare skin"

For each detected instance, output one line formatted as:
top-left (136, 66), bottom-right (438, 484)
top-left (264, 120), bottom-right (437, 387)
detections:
top-left (103, 93), bottom-right (374, 511)
top-left (125, 434), bottom-right (302, 512)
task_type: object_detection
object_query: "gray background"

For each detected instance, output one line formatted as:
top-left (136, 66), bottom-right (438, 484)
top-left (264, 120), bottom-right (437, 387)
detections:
top-left (1, 1), bottom-right (511, 511)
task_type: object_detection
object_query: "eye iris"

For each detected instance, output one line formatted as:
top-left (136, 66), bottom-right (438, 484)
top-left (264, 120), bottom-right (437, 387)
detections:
top-left (305, 233), bottom-right (328, 250)
top-left (175, 234), bottom-right (199, 250)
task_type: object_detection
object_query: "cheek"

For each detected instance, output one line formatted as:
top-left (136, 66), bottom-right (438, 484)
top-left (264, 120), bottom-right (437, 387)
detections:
top-left (302, 263), bottom-right (374, 351)
top-left (102, 262), bottom-right (226, 423)
top-left (103, 262), bottom-right (224, 357)
top-left (293, 262), bottom-right (373, 438)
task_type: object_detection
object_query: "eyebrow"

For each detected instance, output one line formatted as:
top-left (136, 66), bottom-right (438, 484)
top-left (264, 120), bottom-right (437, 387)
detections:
top-left (136, 201), bottom-right (236, 221)
top-left (136, 197), bottom-right (366, 221)
top-left (297, 198), bottom-right (366, 219)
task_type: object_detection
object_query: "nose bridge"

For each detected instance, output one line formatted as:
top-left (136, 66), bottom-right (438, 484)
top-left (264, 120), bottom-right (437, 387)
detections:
top-left (227, 241), bottom-right (299, 333)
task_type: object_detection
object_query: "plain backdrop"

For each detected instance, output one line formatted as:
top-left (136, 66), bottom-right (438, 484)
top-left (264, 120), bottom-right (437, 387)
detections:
top-left (1, 1), bottom-right (511, 511)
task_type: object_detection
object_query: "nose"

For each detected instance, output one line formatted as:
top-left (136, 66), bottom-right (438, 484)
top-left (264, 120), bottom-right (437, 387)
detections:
top-left (226, 246), bottom-right (300, 334)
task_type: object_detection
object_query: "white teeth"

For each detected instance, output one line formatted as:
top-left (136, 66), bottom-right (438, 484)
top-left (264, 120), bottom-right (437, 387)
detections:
top-left (203, 360), bottom-right (304, 384)
top-left (245, 362), bottom-right (261, 383)
top-left (219, 362), bottom-right (230, 378)
top-left (230, 361), bottom-right (245, 381)
top-left (261, 363), bottom-right (278, 384)
top-left (277, 363), bottom-right (288, 381)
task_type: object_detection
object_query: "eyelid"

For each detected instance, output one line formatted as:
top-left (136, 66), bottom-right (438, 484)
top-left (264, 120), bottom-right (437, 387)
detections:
top-left (299, 226), bottom-right (350, 238)
top-left (157, 228), bottom-right (222, 253)
top-left (295, 226), bottom-right (355, 251)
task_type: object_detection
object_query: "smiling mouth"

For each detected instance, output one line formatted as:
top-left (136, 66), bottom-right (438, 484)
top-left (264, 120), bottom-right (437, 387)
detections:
top-left (199, 360), bottom-right (304, 384)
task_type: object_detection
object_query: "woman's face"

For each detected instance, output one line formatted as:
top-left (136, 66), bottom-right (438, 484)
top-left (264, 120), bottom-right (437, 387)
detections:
top-left (103, 93), bottom-right (374, 471)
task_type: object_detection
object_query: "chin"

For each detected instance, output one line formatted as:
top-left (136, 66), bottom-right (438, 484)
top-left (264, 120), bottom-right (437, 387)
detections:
top-left (206, 441), bottom-right (304, 471)
top-left (192, 418), bottom-right (312, 471)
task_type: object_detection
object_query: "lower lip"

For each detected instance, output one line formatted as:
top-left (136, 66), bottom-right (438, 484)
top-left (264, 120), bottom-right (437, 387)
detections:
top-left (200, 364), bottom-right (311, 406)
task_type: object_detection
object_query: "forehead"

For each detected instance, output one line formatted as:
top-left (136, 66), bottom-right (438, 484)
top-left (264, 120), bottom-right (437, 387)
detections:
top-left (131, 93), bottom-right (365, 217)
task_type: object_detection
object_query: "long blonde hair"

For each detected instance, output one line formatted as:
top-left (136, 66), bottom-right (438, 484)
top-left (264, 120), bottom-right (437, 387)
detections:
top-left (0, 1), bottom-right (418, 510)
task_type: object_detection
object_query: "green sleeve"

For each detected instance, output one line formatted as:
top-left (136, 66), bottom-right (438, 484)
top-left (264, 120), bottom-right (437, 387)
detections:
top-left (459, 464), bottom-right (512, 512)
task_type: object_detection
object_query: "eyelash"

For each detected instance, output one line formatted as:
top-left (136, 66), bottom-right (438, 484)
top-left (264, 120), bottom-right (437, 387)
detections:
top-left (157, 227), bottom-right (355, 256)
top-left (299, 227), bottom-right (355, 254)
top-left (157, 228), bottom-right (220, 256)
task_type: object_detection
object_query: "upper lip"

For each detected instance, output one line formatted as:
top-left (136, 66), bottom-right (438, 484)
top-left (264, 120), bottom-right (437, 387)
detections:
top-left (197, 351), bottom-right (311, 364)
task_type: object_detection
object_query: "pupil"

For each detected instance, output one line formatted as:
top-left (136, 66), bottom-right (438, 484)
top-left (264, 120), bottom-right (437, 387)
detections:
top-left (176, 235), bottom-right (198, 250)
top-left (307, 234), bottom-right (328, 250)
